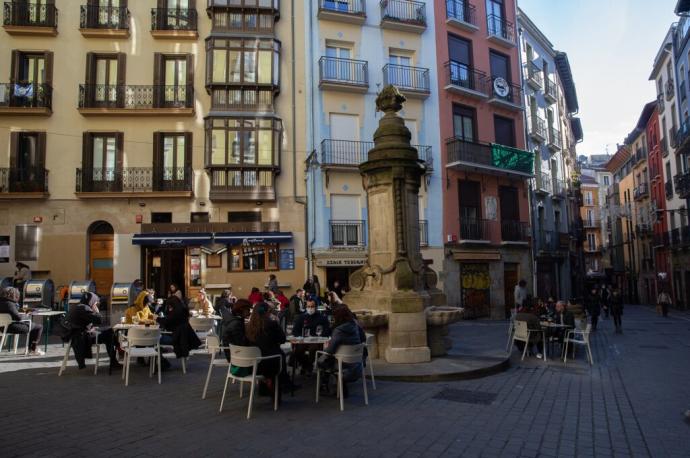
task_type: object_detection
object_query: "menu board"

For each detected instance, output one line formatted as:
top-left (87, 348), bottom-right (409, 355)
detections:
top-left (279, 249), bottom-right (295, 270)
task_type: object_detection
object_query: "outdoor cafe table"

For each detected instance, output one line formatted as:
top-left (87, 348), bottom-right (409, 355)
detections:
top-left (30, 309), bottom-right (66, 353)
top-left (540, 322), bottom-right (572, 359)
top-left (286, 336), bottom-right (330, 395)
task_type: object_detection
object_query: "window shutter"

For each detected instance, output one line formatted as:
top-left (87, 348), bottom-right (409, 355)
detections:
top-left (116, 53), bottom-right (126, 108)
top-left (153, 53), bottom-right (163, 108)
top-left (84, 52), bottom-right (95, 104)
top-left (37, 132), bottom-right (47, 167)
top-left (10, 51), bottom-right (20, 83)
top-left (152, 132), bottom-right (162, 189)
top-left (81, 132), bottom-right (92, 191)
top-left (185, 53), bottom-right (194, 106)
top-left (44, 52), bottom-right (54, 86)
top-left (9, 132), bottom-right (18, 169)
top-left (184, 132), bottom-right (193, 190)
top-left (115, 132), bottom-right (124, 171)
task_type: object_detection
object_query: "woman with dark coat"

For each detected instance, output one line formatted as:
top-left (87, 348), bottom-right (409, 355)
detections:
top-left (584, 287), bottom-right (601, 331)
top-left (322, 304), bottom-right (366, 391)
top-left (245, 302), bottom-right (286, 395)
top-left (66, 292), bottom-right (120, 370)
top-left (221, 299), bottom-right (250, 361)
top-left (156, 296), bottom-right (200, 366)
top-left (610, 288), bottom-right (624, 334)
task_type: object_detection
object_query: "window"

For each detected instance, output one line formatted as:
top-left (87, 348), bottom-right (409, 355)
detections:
top-left (584, 191), bottom-right (593, 205)
top-left (153, 132), bottom-right (191, 188)
top-left (211, 7), bottom-right (276, 33)
top-left (603, 175), bottom-right (610, 186)
top-left (207, 117), bottom-right (282, 167)
top-left (587, 233), bottom-right (596, 251)
top-left (158, 0), bottom-right (194, 29)
top-left (458, 180), bottom-right (481, 239)
top-left (151, 212), bottom-right (172, 223)
top-left (330, 113), bottom-right (359, 141)
top-left (228, 211), bottom-right (261, 223)
top-left (493, 115), bottom-right (515, 147)
top-left (15, 225), bottom-right (39, 261)
top-left (84, 52), bottom-right (125, 106)
top-left (10, 131), bottom-right (46, 191)
top-left (388, 53), bottom-right (413, 87)
top-left (81, 132), bottom-right (123, 191)
top-left (448, 35), bottom-right (474, 88)
top-left (154, 53), bottom-right (192, 107)
top-left (92, 0), bottom-right (127, 27)
top-left (324, 45), bottom-right (353, 80)
top-left (489, 50), bottom-right (510, 83)
top-left (229, 244), bottom-right (278, 271)
top-left (453, 105), bottom-right (475, 141)
top-left (9, 50), bottom-right (53, 107)
top-left (191, 212), bottom-right (209, 223)
top-left (208, 38), bottom-right (280, 86)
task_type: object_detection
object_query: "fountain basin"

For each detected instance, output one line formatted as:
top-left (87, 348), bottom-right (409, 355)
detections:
top-left (426, 306), bottom-right (464, 357)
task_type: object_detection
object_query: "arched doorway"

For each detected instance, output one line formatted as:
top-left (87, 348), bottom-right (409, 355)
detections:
top-left (87, 221), bottom-right (114, 296)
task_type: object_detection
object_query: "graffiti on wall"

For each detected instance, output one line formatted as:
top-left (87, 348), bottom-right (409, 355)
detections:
top-left (461, 263), bottom-right (490, 318)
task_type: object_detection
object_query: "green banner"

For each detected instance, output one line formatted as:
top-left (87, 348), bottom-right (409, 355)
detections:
top-left (491, 144), bottom-right (533, 174)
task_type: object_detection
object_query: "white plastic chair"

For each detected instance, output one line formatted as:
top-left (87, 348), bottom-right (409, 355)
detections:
top-left (190, 317), bottom-right (216, 344)
top-left (219, 345), bottom-right (281, 419)
top-left (202, 335), bottom-right (230, 400)
top-left (364, 333), bottom-right (376, 390)
top-left (511, 320), bottom-right (547, 363)
top-left (0, 313), bottom-right (32, 355)
top-left (58, 329), bottom-right (102, 376)
top-left (122, 327), bottom-right (162, 386)
top-left (315, 343), bottom-right (368, 411)
top-left (505, 316), bottom-right (516, 352)
top-left (160, 331), bottom-right (187, 374)
top-left (563, 323), bottom-right (593, 365)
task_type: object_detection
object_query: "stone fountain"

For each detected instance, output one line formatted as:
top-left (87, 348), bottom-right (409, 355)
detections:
top-left (344, 86), bottom-right (464, 363)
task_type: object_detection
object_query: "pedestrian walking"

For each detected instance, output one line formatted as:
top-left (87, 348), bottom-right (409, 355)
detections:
top-left (601, 284), bottom-right (611, 319)
top-left (513, 279), bottom-right (528, 318)
top-left (585, 287), bottom-right (601, 331)
top-left (610, 287), bottom-right (624, 334)
top-left (657, 289), bottom-right (672, 318)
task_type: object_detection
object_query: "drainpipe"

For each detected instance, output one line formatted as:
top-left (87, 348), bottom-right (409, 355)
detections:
top-left (307, 0), bottom-right (317, 277)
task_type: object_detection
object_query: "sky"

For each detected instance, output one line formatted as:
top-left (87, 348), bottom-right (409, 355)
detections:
top-left (518, 0), bottom-right (679, 157)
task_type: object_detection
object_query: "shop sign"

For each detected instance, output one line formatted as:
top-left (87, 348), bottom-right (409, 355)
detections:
top-left (315, 257), bottom-right (367, 267)
top-left (279, 249), bottom-right (295, 270)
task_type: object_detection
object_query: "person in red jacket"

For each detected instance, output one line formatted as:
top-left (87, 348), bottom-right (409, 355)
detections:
top-left (248, 287), bottom-right (263, 306)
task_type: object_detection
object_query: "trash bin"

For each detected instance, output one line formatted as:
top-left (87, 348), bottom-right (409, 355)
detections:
top-left (67, 280), bottom-right (97, 311)
top-left (109, 282), bottom-right (137, 323)
top-left (22, 279), bottom-right (55, 310)
top-left (0, 277), bottom-right (12, 289)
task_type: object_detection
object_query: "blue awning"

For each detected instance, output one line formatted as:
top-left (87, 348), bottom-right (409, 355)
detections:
top-left (214, 231), bottom-right (293, 245)
top-left (132, 233), bottom-right (213, 247)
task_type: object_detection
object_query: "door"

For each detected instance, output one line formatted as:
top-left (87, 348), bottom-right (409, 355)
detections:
top-left (148, 248), bottom-right (186, 299)
top-left (490, 51), bottom-right (511, 100)
top-left (90, 134), bottom-right (119, 191)
top-left (331, 195), bottom-right (361, 246)
top-left (486, 0), bottom-right (504, 36)
top-left (448, 35), bottom-right (473, 89)
top-left (458, 180), bottom-right (482, 239)
top-left (88, 222), bottom-right (114, 296)
top-left (504, 263), bottom-right (518, 318)
top-left (10, 132), bottom-right (45, 192)
top-left (452, 104), bottom-right (475, 141)
top-left (329, 113), bottom-right (360, 164)
top-left (13, 53), bottom-right (46, 106)
top-left (96, 0), bottom-right (121, 27)
top-left (94, 56), bottom-right (119, 105)
top-left (388, 54), bottom-right (412, 87)
top-left (156, 133), bottom-right (189, 191)
top-left (494, 115), bottom-right (515, 147)
top-left (163, 56), bottom-right (187, 106)
top-left (499, 186), bottom-right (519, 240)
top-left (460, 263), bottom-right (491, 318)
top-left (325, 46), bottom-right (351, 81)
top-left (163, 0), bottom-right (190, 28)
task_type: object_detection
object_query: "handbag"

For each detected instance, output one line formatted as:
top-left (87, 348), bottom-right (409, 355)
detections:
top-left (55, 315), bottom-right (73, 342)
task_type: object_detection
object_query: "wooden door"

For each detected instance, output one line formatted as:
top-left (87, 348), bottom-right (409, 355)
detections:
top-left (504, 264), bottom-right (518, 318)
top-left (90, 233), bottom-right (114, 295)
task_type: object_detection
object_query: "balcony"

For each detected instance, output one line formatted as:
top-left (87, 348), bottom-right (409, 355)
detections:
top-left (446, 138), bottom-right (533, 178)
top-left (501, 220), bottom-right (529, 243)
top-left (317, 0), bottom-right (365, 24)
top-left (487, 77), bottom-right (522, 110)
top-left (382, 64), bottom-right (430, 99)
top-left (536, 231), bottom-right (569, 256)
top-left (419, 219), bottom-right (428, 247)
top-left (666, 78), bottom-right (675, 101)
top-left (584, 242), bottom-right (600, 253)
top-left (210, 87), bottom-right (275, 112)
top-left (3, 1), bottom-right (57, 35)
top-left (535, 171), bottom-right (551, 195)
top-left (330, 220), bottom-right (366, 248)
top-left (583, 218), bottom-right (600, 229)
top-left (657, 93), bottom-right (665, 114)
top-left (674, 119), bottom-right (690, 153)
top-left (380, 0), bottom-right (426, 33)
top-left (633, 182), bottom-right (649, 200)
top-left (445, 0), bottom-right (477, 32)
top-left (524, 61), bottom-right (543, 90)
top-left (208, 167), bottom-right (277, 201)
top-left (318, 56), bottom-right (368, 93)
top-left (665, 180), bottom-right (674, 199)
top-left (486, 14), bottom-right (515, 47)
top-left (458, 219), bottom-right (492, 243)
top-left (635, 223), bottom-right (652, 237)
top-left (661, 136), bottom-right (669, 157)
top-left (547, 127), bottom-right (562, 152)
top-left (544, 77), bottom-right (557, 104)
top-left (320, 139), bottom-right (432, 172)
top-left (443, 61), bottom-right (488, 99)
top-left (75, 167), bottom-right (193, 198)
top-left (78, 84), bottom-right (194, 116)
top-left (653, 231), bottom-right (670, 248)
top-left (527, 115), bottom-right (546, 144)
top-left (151, 7), bottom-right (198, 39)
top-left (0, 167), bottom-right (49, 199)
top-left (633, 147), bottom-right (647, 164)
top-left (79, 4), bottom-right (129, 38)
top-left (0, 83), bottom-right (52, 115)
top-left (551, 179), bottom-right (566, 199)
top-left (670, 228), bottom-right (681, 247)
top-left (675, 172), bottom-right (690, 198)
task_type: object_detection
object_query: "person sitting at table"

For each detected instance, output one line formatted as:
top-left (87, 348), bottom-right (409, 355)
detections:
top-left (245, 301), bottom-right (287, 398)
top-left (156, 296), bottom-right (200, 370)
top-left (549, 300), bottom-right (575, 346)
top-left (124, 290), bottom-right (155, 324)
top-left (291, 299), bottom-right (331, 375)
top-left (514, 304), bottom-right (544, 359)
top-left (221, 299), bottom-right (250, 361)
top-left (319, 304), bottom-right (366, 397)
top-left (0, 286), bottom-right (43, 356)
top-left (191, 289), bottom-right (213, 315)
top-left (67, 292), bottom-right (121, 370)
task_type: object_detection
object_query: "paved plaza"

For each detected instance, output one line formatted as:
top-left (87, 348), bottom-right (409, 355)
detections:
top-left (1, 305), bottom-right (689, 457)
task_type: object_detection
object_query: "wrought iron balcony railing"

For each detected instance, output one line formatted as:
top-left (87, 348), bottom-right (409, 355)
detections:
top-left (320, 139), bottom-right (432, 170)
top-left (80, 4), bottom-right (129, 29)
top-left (446, 137), bottom-right (533, 176)
top-left (419, 219), bottom-right (428, 247)
top-left (552, 179), bottom-right (566, 198)
top-left (445, 0), bottom-right (476, 28)
top-left (486, 13), bottom-right (515, 44)
top-left (0, 167), bottom-right (48, 193)
top-left (488, 76), bottom-right (522, 107)
top-left (459, 218), bottom-right (491, 241)
top-left (78, 84), bottom-right (194, 110)
top-left (535, 171), bottom-right (552, 194)
top-left (380, 0), bottom-right (425, 27)
top-left (529, 114), bottom-right (547, 141)
top-left (501, 220), bottom-right (529, 242)
top-left (665, 180), bottom-right (674, 199)
top-left (76, 167), bottom-right (192, 193)
top-left (524, 61), bottom-right (543, 88)
top-left (318, 56), bottom-right (368, 87)
top-left (318, 0), bottom-right (365, 16)
top-left (583, 218), bottom-right (601, 229)
top-left (537, 231), bottom-right (568, 253)
top-left (3, 1), bottom-right (57, 28)
top-left (208, 167), bottom-right (277, 201)
top-left (382, 64), bottom-right (430, 93)
top-left (673, 118), bottom-right (690, 152)
top-left (548, 127), bottom-right (562, 150)
top-left (330, 220), bottom-right (366, 248)
top-left (444, 61), bottom-right (488, 96)
top-left (544, 77), bottom-right (557, 103)
top-left (675, 171), bottom-right (690, 198)
top-left (0, 83), bottom-right (52, 109)
top-left (633, 182), bottom-right (649, 200)
top-left (151, 7), bottom-right (197, 31)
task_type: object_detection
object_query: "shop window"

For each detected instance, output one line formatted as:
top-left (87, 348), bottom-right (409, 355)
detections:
top-left (228, 244), bottom-right (278, 272)
top-left (151, 212), bottom-right (172, 223)
top-left (191, 212), bottom-right (209, 223)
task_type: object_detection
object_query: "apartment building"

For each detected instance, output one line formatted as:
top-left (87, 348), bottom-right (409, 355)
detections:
top-left (580, 174), bottom-right (603, 278)
top-left (0, 0), bottom-right (308, 303)
top-left (304, 0), bottom-right (443, 292)
top-left (605, 146), bottom-right (632, 296)
top-left (580, 162), bottom-right (612, 272)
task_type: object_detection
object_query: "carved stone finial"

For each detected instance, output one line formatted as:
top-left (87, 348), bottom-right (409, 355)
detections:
top-left (376, 85), bottom-right (406, 114)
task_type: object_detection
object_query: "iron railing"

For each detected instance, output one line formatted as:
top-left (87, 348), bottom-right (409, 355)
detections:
top-left (653, 231), bottom-right (670, 248)
top-left (675, 171), bottom-right (690, 198)
top-left (78, 84), bottom-right (194, 110)
top-left (151, 7), bottom-right (197, 31)
top-left (459, 218), bottom-right (491, 241)
top-left (0, 167), bottom-right (48, 193)
top-left (318, 0), bottom-right (365, 15)
top-left (208, 167), bottom-right (276, 199)
top-left (207, 0), bottom-right (280, 8)
top-left (501, 220), bottom-right (529, 242)
top-left (210, 87), bottom-right (274, 112)
top-left (320, 139), bottom-right (432, 170)
top-left (633, 182), bottom-right (649, 200)
top-left (666, 78), bottom-right (675, 100)
top-left (80, 4), bottom-right (129, 29)
top-left (0, 83), bottom-right (52, 109)
top-left (673, 118), bottom-right (690, 152)
top-left (319, 56), bottom-right (368, 86)
top-left (419, 220), bottom-right (428, 247)
top-left (548, 127), bottom-right (562, 150)
top-left (670, 228), bottom-right (681, 247)
top-left (486, 13), bottom-right (515, 43)
top-left (544, 77), bottom-right (557, 102)
top-left (382, 64), bottom-right (430, 93)
top-left (381, 0), bottom-right (425, 26)
top-left (536, 231), bottom-right (564, 252)
top-left (552, 179), bottom-right (566, 198)
top-left (444, 61), bottom-right (488, 94)
top-left (524, 61), bottom-right (543, 88)
top-left (488, 76), bottom-right (522, 106)
top-left (330, 220), bottom-right (366, 247)
top-left (529, 114), bottom-right (546, 140)
top-left (535, 171), bottom-right (551, 194)
top-left (3, 1), bottom-right (57, 27)
top-left (657, 93), bottom-right (665, 114)
top-left (665, 180), bottom-right (674, 199)
top-left (583, 218), bottom-right (600, 228)
top-left (445, 0), bottom-right (476, 26)
top-left (661, 136), bottom-right (669, 156)
top-left (446, 137), bottom-right (533, 175)
top-left (76, 167), bottom-right (192, 193)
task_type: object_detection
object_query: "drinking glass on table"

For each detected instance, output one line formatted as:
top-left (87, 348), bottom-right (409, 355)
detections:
top-left (315, 325), bottom-right (323, 337)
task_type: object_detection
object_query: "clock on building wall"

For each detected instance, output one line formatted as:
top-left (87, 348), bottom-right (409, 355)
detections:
top-left (493, 77), bottom-right (510, 97)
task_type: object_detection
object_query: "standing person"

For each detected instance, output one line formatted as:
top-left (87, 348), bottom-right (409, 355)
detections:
top-left (288, 289), bottom-right (306, 323)
top-left (610, 287), bottom-right (624, 334)
top-left (168, 283), bottom-right (184, 302)
top-left (601, 285), bottom-right (611, 319)
top-left (657, 288), bottom-right (672, 318)
top-left (331, 280), bottom-right (343, 300)
top-left (268, 274), bottom-right (279, 294)
top-left (13, 262), bottom-right (31, 303)
top-left (248, 287), bottom-right (263, 305)
top-left (513, 280), bottom-right (528, 318)
top-left (585, 287), bottom-right (601, 331)
top-left (66, 292), bottom-right (121, 370)
top-left (0, 287), bottom-right (43, 355)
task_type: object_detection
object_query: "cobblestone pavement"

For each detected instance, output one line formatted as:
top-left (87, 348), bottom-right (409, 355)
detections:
top-left (1, 305), bottom-right (689, 457)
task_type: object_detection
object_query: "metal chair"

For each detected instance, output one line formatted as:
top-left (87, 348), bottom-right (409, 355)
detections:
top-left (563, 323), bottom-right (593, 365)
top-left (58, 329), bottom-right (102, 376)
top-left (364, 333), bottom-right (376, 390)
top-left (315, 343), bottom-right (369, 411)
top-left (511, 320), bottom-right (547, 363)
top-left (0, 313), bottom-right (31, 355)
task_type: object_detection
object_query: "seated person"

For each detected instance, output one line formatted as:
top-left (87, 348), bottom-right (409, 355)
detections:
top-left (320, 304), bottom-right (366, 397)
top-left (67, 292), bottom-right (121, 370)
top-left (221, 299), bottom-right (250, 361)
top-left (291, 299), bottom-right (331, 374)
top-left (549, 300), bottom-right (575, 345)
top-left (245, 302), bottom-right (287, 397)
top-left (156, 296), bottom-right (200, 369)
top-left (248, 287), bottom-right (264, 306)
top-left (0, 286), bottom-right (43, 356)
top-left (514, 304), bottom-right (544, 358)
top-left (191, 289), bottom-right (213, 315)
top-left (124, 291), bottom-right (155, 324)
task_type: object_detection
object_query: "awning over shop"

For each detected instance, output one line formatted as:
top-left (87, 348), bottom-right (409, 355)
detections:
top-left (132, 233), bottom-right (213, 247)
top-left (214, 232), bottom-right (293, 245)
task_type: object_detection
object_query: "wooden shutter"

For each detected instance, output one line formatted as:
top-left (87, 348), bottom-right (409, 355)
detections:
top-left (115, 132), bottom-right (124, 191)
top-left (116, 53), bottom-right (126, 108)
top-left (153, 53), bottom-right (163, 108)
top-left (81, 132), bottom-right (92, 191)
top-left (10, 51), bottom-right (20, 82)
top-left (185, 53), bottom-right (194, 107)
top-left (9, 132), bottom-right (18, 168)
top-left (184, 132), bottom-right (193, 168)
top-left (84, 52), bottom-right (96, 105)
top-left (36, 132), bottom-right (47, 167)
top-left (44, 52), bottom-right (54, 86)
top-left (152, 132), bottom-right (162, 188)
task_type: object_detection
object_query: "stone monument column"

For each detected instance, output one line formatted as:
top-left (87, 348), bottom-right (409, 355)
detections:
top-left (345, 86), bottom-right (431, 363)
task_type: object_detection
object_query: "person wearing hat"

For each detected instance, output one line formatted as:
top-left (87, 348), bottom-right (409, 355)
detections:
top-left (124, 290), bottom-right (155, 324)
top-left (66, 292), bottom-right (121, 370)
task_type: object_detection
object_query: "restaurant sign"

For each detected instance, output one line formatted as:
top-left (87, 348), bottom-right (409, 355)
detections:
top-left (315, 257), bottom-right (367, 267)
